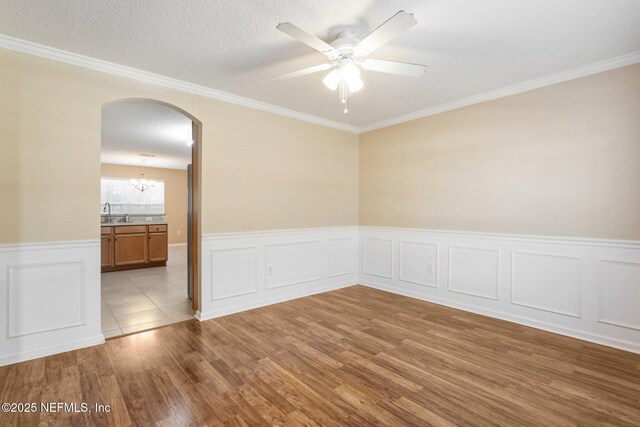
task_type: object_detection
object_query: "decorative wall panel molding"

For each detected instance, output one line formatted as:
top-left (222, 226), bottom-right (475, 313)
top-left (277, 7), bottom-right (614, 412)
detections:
top-left (8, 261), bottom-right (85, 337)
top-left (199, 227), bottom-right (358, 321)
top-left (362, 238), bottom-right (393, 279)
top-left (211, 247), bottom-right (258, 300)
top-left (0, 240), bottom-right (103, 366)
top-left (447, 246), bottom-right (499, 300)
top-left (399, 241), bottom-right (438, 287)
top-left (266, 241), bottom-right (323, 289)
top-left (359, 226), bottom-right (640, 353)
top-left (511, 251), bottom-right (581, 317)
top-left (327, 237), bottom-right (357, 278)
top-left (599, 259), bottom-right (640, 331)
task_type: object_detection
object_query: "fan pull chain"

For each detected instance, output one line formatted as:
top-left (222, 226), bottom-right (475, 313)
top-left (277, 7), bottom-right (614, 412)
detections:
top-left (339, 81), bottom-right (348, 113)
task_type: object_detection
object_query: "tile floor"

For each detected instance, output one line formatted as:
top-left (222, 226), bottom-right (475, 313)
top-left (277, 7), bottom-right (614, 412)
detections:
top-left (101, 245), bottom-right (194, 338)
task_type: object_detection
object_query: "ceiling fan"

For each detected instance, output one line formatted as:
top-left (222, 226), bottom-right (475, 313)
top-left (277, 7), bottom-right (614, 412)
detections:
top-left (273, 11), bottom-right (427, 114)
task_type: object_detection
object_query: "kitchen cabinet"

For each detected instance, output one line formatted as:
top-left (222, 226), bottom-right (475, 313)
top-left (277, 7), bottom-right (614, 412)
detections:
top-left (114, 233), bottom-right (147, 266)
top-left (101, 224), bottom-right (168, 272)
top-left (101, 226), bottom-right (113, 268)
top-left (101, 235), bottom-right (112, 268)
top-left (148, 232), bottom-right (168, 262)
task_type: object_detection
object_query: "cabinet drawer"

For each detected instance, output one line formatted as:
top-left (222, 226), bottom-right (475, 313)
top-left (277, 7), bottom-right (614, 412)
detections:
top-left (148, 224), bottom-right (167, 233)
top-left (115, 225), bottom-right (147, 234)
top-left (101, 227), bottom-right (113, 235)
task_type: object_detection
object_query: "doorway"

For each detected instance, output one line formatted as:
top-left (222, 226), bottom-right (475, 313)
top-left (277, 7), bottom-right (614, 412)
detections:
top-left (99, 99), bottom-right (201, 338)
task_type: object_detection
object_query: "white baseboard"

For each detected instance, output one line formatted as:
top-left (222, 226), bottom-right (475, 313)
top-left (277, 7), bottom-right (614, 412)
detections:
top-left (359, 226), bottom-right (640, 354)
top-left (197, 280), bottom-right (353, 321)
top-left (0, 334), bottom-right (105, 367)
top-left (360, 281), bottom-right (640, 354)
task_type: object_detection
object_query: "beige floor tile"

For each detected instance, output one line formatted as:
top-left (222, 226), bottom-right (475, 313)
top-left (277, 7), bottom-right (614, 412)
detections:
top-left (120, 319), bottom-right (173, 335)
top-left (161, 301), bottom-right (195, 322)
top-left (101, 281), bottom-right (138, 294)
top-left (166, 271), bottom-right (187, 280)
top-left (148, 291), bottom-right (189, 308)
top-left (168, 278), bottom-right (188, 289)
top-left (103, 291), bottom-right (150, 306)
top-left (124, 267), bottom-right (161, 277)
top-left (137, 281), bottom-right (179, 297)
top-left (101, 277), bottom-right (135, 288)
top-left (115, 308), bottom-right (171, 329)
top-left (100, 271), bottom-right (130, 283)
top-left (101, 307), bottom-right (119, 330)
top-left (108, 297), bottom-right (157, 315)
top-left (128, 275), bottom-right (166, 287)
top-left (103, 328), bottom-right (123, 338)
top-left (101, 246), bottom-right (189, 339)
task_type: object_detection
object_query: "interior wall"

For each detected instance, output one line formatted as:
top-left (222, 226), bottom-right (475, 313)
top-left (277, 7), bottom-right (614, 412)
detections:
top-left (0, 48), bottom-right (359, 245)
top-left (101, 163), bottom-right (188, 244)
top-left (359, 64), bottom-right (640, 240)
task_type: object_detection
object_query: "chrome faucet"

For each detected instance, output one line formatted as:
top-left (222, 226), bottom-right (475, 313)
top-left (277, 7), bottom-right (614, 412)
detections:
top-left (103, 202), bottom-right (111, 223)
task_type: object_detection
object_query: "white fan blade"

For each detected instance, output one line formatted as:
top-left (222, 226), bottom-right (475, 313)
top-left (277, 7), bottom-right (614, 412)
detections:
top-left (354, 11), bottom-right (417, 57)
top-left (272, 63), bottom-right (334, 81)
top-left (361, 59), bottom-right (426, 77)
top-left (277, 22), bottom-right (339, 58)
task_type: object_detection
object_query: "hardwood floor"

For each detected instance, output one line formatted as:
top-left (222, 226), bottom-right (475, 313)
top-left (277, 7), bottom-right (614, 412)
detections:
top-left (1, 286), bottom-right (639, 426)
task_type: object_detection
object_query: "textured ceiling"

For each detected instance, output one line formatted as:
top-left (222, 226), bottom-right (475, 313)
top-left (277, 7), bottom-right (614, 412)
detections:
top-left (102, 101), bottom-right (192, 170)
top-left (1, 0), bottom-right (640, 128)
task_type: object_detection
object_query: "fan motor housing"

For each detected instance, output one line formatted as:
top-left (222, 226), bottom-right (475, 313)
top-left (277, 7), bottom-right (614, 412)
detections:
top-left (331, 30), bottom-right (359, 55)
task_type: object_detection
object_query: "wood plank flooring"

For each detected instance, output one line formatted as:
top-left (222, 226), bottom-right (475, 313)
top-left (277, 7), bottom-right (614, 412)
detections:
top-left (1, 286), bottom-right (639, 426)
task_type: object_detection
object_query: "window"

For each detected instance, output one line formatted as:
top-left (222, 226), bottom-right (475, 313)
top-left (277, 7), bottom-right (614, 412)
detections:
top-left (101, 177), bottom-right (165, 214)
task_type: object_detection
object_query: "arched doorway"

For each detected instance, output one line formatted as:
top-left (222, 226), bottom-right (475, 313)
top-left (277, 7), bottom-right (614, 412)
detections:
top-left (100, 99), bottom-right (201, 338)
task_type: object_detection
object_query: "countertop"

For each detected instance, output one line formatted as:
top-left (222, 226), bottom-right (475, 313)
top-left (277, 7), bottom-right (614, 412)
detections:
top-left (101, 222), bottom-right (168, 227)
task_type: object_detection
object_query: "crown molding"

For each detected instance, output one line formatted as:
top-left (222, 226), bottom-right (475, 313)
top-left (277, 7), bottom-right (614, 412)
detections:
top-left (0, 34), bottom-right (360, 134)
top-left (2, 34), bottom-right (639, 135)
top-left (359, 50), bottom-right (640, 133)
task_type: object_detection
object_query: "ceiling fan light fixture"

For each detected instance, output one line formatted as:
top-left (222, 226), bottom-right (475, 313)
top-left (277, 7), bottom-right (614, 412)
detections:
top-left (343, 62), bottom-right (363, 93)
top-left (346, 75), bottom-right (364, 93)
top-left (322, 68), bottom-right (342, 91)
top-left (275, 11), bottom-right (424, 114)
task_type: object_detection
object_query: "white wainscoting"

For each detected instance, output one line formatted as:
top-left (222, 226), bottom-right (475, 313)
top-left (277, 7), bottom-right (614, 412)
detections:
top-left (3, 226), bottom-right (638, 365)
top-left (359, 226), bottom-right (640, 353)
top-left (198, 227), bottom-right (358, 320)
top-left (0, 240), bottom-right (104, 366)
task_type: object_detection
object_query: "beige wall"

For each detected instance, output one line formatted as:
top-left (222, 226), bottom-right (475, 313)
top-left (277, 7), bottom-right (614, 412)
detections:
top-left (0, 48), bottom-right (359, 244)
top-left (2, 46), bottom-right (638, 244)
top-left (360, 64), bottom-right (640, 240)
top-left (101, 164), bottom-right (188, 244)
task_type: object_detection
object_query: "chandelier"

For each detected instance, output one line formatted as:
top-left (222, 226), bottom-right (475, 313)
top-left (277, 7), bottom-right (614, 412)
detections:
top-left (130, 159), bottom-right (154, 192)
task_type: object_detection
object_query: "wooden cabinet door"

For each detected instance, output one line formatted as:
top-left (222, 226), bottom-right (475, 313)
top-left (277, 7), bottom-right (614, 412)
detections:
top-left (148, 233), bottom-right (168, 262)
top-left (114, 233), bottom-right (147, 266)
top-left (101, 235), bottom-right (113, 267)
